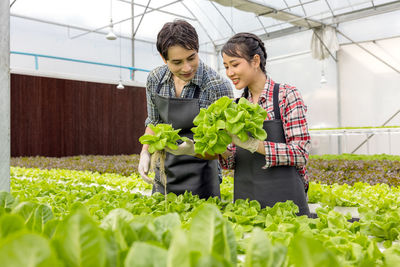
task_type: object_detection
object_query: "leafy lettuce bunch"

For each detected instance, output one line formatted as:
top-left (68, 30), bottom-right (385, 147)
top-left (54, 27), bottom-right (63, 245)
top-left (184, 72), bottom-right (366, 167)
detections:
top-left (192, 96), bottom-right (267, 156)
top-left (227, 97), bottom-right (268, 141)
top-left (139, 124), bottom-right (188, 154)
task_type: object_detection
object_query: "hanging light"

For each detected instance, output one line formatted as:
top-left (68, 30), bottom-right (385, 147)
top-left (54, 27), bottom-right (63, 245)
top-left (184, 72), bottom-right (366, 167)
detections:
top-left (320, 69), bottom-right (327, 84)
top-left (116, 80), bottom-right (125, 89)
top-left (106, 0), bottom-right (117, 40)
top-left (106, 19), bottom-right (117, 40)
top-left (320, 59), bottom-right (327, 84)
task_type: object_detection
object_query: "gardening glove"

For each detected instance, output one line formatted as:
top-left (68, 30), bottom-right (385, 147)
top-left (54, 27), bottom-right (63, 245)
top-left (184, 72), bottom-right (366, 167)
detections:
top-left (165, 139), bottom-right (196, 156)
top-left (229, 133), bottom-right (260, 153)
top-left (138, 150), bottom-right (153, 184)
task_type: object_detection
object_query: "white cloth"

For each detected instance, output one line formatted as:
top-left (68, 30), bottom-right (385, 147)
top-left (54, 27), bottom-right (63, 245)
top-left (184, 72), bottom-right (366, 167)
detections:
top-left (311, 26), bottom-right (339, 60)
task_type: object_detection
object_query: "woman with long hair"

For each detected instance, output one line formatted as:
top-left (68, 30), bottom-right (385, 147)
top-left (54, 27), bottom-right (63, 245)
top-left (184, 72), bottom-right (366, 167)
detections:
top-left (220, 32), bottom-right (311, 216)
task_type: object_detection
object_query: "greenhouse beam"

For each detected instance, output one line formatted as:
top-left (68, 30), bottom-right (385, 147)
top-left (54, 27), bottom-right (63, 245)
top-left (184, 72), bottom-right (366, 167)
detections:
top-left (131, 0), bottom-right (135, 80)
top-left (181, 1), bottom-right (217, 47)
top-left (336, 51), bottom-right (342, 154)
top-left (117, 0), bottom-right (195, 21)
top-left (70, 0), bottom-right (184, 40)
top-left (0, 0), bottom-right (10, 192)
top-left (336, 29), bottom-right (400, 74)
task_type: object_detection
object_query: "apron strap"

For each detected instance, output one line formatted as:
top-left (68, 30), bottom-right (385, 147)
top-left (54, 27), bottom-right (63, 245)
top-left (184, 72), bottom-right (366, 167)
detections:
top-left (236, 83), bottom-right (280, 120)
top-left (156, 67), bottom-right (201, 99)
top-left (192, 85), bottom-right (201, 99)
top-left (156, 68), bottom-right (168, 94)
top-left (273, 83), bottom-right (281, 120)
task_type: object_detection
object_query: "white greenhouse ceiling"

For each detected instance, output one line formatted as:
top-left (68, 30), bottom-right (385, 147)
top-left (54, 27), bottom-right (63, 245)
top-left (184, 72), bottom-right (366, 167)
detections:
top-left (9, 0), bottom-right (400, 47)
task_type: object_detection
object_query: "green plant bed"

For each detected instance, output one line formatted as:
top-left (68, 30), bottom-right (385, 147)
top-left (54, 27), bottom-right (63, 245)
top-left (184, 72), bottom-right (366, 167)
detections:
top-left (310, 153), bottom-right (400, 161)
top-left (12, 154), bottom-right (400, 186)
top-left (11, 154), bottom-right (141, 177)
top-left (307, 159), bottom-right (400, 186)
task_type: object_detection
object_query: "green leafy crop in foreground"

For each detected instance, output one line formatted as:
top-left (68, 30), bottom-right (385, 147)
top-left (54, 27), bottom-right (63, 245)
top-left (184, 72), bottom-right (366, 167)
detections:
top-left (192, 96), bottom-right (267, 156)
top-left (139, 124), bottom-right (188, 154)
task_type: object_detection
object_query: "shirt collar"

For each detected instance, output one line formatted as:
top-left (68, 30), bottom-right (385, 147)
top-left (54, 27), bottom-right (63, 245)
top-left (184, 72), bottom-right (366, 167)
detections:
top-left (243, 75), bottom-right (273, 101)
top-left (261, 75), bottom-right (273, 100)
top-left (190, 60), bottom-right (204, 88)
top-left (160, 65), bottom-right (172, 84)
top-left (160, 60), bottom-right (205, 89)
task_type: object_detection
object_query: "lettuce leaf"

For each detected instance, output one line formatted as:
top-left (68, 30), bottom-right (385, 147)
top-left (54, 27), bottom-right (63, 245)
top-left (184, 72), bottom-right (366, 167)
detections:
top-left (192, 96), bottom-right (267, 156)
top-left (138, 124), bottom-right (188, 154)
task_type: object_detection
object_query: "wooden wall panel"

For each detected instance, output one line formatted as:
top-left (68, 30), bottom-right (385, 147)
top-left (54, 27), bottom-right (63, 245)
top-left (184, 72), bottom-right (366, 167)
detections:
top-left (11, 74), bottom-right (147, 157)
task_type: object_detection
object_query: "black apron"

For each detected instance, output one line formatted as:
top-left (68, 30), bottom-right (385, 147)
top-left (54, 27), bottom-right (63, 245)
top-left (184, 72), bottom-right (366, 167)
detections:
top-left (234, 83), bottom-right (310, 216)
top-left (151, 69), bottom-right (220, 199)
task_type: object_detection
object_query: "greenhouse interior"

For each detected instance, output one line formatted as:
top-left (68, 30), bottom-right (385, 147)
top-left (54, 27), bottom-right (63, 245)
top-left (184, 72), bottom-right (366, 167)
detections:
top-left (1, 0), bottom-right (400, 266)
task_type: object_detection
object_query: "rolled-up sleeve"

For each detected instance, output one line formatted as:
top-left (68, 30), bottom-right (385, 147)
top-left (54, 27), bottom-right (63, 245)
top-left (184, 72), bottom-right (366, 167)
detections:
top-left (263, 87), bottom-right (310, 169)
top-left (218, 143), bottom-right (236, 170)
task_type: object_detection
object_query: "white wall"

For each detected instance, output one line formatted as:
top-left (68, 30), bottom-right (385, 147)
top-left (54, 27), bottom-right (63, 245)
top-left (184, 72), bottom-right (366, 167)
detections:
top-left (338, 39), bottom-right (400, 127)
top-left (10, 16), bottom-right (218, 85)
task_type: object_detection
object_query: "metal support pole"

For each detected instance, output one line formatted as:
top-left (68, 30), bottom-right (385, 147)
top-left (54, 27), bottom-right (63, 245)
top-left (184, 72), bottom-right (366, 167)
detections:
top-left (216, 48), bottom-right (221, 74)
top-left (0, 0), bottom-right (10, 192)
top-left (336, 51), bottom-right (342, 154)
top-left (131, 0), bottom-right (135, 80)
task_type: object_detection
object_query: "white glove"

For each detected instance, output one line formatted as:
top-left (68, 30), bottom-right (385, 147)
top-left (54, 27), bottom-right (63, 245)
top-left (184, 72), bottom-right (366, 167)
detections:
top-left (165, 139), bottom-right (196, 156)
top-left (230, 134), bottom-right (260, 153)
top-left (138, 150), bottom-right (153, 184)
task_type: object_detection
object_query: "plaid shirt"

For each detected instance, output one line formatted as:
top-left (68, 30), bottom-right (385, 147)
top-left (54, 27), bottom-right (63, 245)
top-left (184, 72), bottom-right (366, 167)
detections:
top-left (145, 60), bottom-right (233, 127)
top-left (219, 76), bottom-right (311, 191)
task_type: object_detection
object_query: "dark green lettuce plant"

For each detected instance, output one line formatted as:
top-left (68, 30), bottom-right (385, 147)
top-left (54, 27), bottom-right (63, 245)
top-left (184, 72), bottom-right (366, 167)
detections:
top-left (192, 96), bottom-right (267, 156)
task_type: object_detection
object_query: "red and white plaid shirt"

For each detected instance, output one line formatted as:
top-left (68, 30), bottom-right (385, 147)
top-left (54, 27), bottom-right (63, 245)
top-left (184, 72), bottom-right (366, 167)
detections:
top-left (219, 76), bottom-right (310, 191)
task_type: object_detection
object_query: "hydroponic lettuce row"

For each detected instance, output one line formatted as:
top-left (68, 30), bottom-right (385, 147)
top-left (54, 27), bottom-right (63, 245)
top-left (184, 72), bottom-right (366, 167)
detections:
top-left (4, 176), bottom-right (400, 266)
top-left (138, 123), bottom-right (189, 154)
top-left (191, 96), bottom-right (268, 156)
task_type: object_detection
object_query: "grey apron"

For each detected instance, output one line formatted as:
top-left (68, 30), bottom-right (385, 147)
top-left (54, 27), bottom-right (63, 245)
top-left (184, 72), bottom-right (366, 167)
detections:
top-left (151, 69), bottom-right (220, 199)
top-left (234, 83), bottom-right (310, 216)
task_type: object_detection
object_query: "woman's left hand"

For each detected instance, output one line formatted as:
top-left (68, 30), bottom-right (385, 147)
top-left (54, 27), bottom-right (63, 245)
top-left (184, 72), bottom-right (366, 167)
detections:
top-left (165, 140), bottom-right (196, 156)
top-left (229, 133), bottom-right (260, 153)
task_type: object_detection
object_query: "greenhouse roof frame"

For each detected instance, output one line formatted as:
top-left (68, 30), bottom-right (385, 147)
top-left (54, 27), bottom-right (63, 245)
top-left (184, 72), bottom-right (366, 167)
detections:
top-left (8, 0), bottom-right (400, 72)
top-left (211, 0), bottom-right (400, 45)
top-left (9, 0), bottom-right (400, 48)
